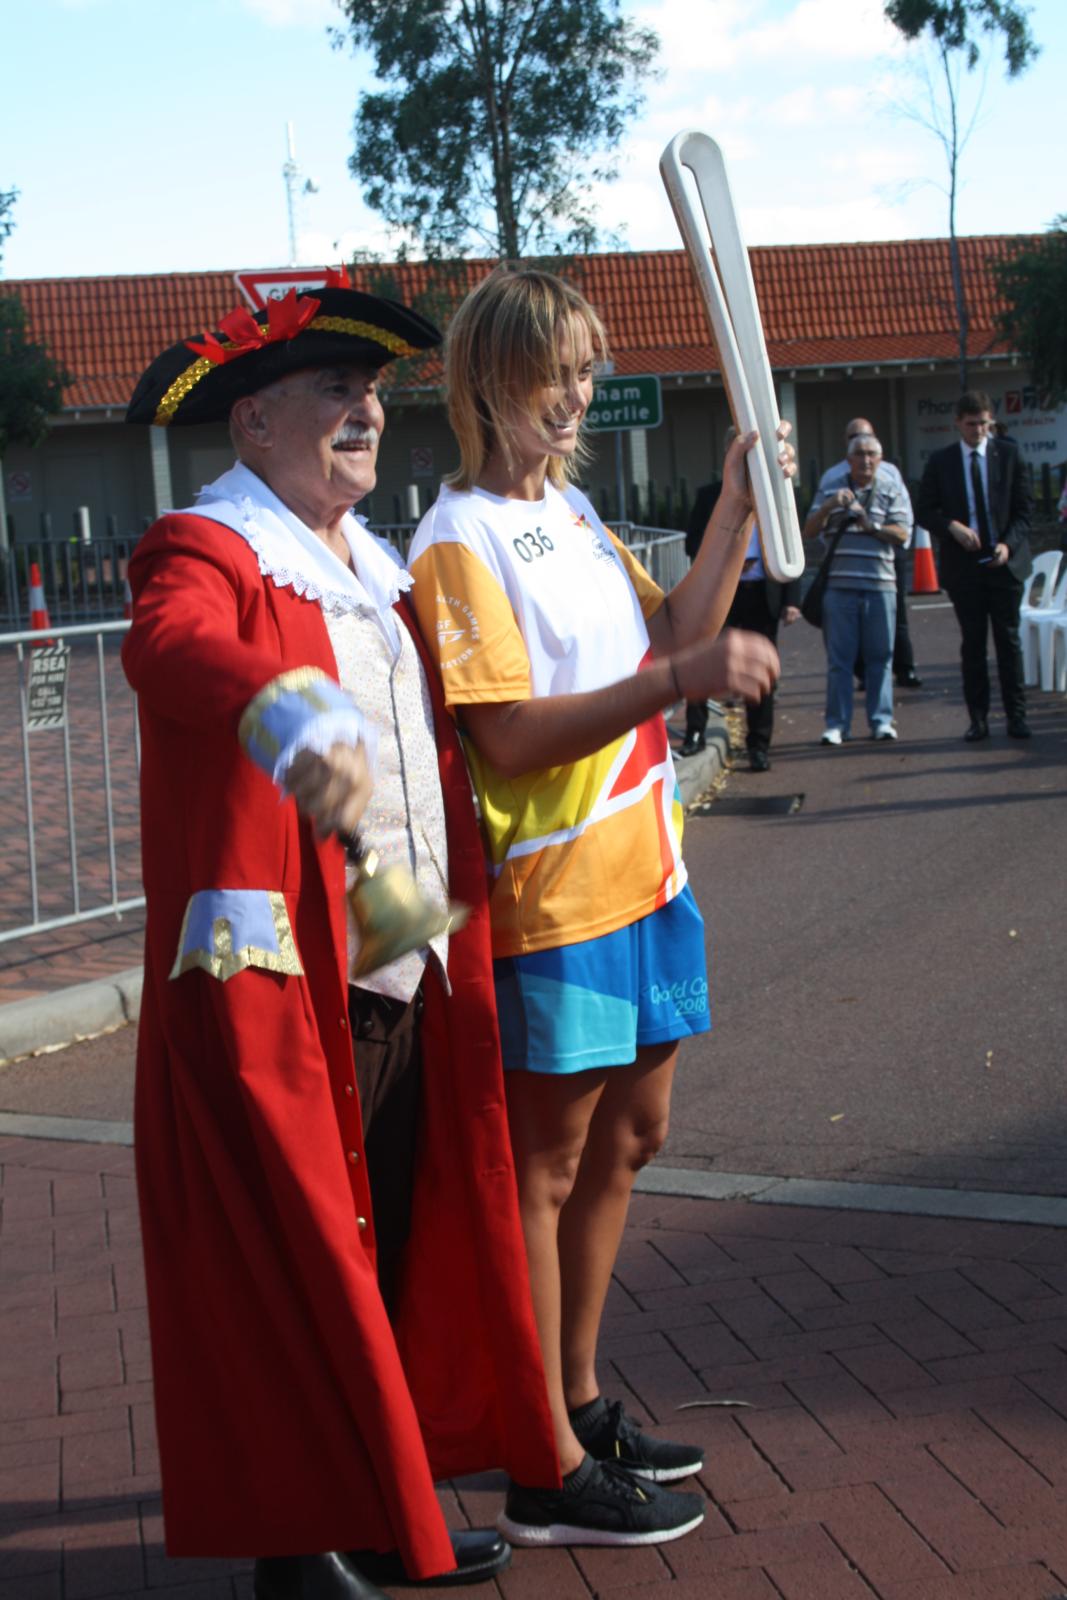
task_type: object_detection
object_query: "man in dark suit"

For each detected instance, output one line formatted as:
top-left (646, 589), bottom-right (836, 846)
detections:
top-left (682, 480), bottom-right (800, 769)
top-left (916, 390), bottom-right (1033, 741)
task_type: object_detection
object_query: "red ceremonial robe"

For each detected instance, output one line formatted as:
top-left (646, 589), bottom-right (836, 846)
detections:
top-left (123, 514), bottom-right (558, 1574)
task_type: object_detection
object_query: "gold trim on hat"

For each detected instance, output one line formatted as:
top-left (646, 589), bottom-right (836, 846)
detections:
top-left (154, 356), bottom-right (218, 424)
top-left (307, 316), bottom-right (419, 357)
top-left (152, 316), bottom-right (423, 425)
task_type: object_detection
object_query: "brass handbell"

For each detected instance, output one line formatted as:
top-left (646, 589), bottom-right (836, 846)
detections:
top-left (340, 832), bottom-right (470, 978)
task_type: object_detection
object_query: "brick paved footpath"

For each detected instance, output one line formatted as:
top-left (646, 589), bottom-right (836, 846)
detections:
top-left (7, 1138), bottom-right (1067, 1599)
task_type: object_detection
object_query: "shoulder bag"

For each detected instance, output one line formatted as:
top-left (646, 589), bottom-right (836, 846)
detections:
top-left (800, 524), bottom-right (846, 628)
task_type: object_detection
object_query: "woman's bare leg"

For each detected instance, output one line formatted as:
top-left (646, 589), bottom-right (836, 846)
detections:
top-left (557, 1042), bottom-right (679, 1410)
top-left (504, 1066), bottom-right (608, 1473)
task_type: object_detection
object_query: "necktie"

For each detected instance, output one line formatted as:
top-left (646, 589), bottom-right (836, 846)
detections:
top-left (970, 450), bottom-right (992, 551)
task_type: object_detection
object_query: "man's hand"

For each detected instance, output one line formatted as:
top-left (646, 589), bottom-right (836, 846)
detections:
top-left (285, 742), bottom-right (373, 838)
top-left (950, 520), bottom-right (981, 552)
top-left (673, 628), bottom-right (780, 705)
top-left (805, 486), bottom-right (853, 539)
top-left (819, 486), bottom-right (851, 531)
top-left (988, 542), bottom-right (1010, 567)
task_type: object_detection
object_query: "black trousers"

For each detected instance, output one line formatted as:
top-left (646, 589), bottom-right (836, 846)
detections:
top-left (685, 696), bottom-right (710, 739)
top-left (945, 568), bottom-right (1026, 722)
top-left (732, 582), bottom-right (780, 753)
top-left (347, 983), bottom-right (424, 1313)
top-left (892, 545), bottom-right (916, 675)
top-left (686, 581), bottom-right (780, 753)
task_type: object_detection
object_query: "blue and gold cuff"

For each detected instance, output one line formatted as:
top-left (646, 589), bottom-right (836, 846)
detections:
top-left (239, 667), bottom-right (375, 785)
top-left (170, 889), bottom-right (303, 982)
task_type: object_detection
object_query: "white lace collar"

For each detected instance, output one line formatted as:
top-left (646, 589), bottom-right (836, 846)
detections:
top-left (186, 462), bottom-right (412, 621)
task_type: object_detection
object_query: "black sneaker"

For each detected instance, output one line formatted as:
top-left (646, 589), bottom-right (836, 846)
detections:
top-left (497, 1454), bottom-right (704, 1547)
top-left (571, 1395), bottom-right (704, 1483)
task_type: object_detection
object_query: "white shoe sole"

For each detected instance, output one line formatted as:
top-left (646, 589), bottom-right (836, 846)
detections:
top-left (623, 1458), bottom-right (703, 1483)
top-left (497, 1507), bottom-right (704, 1547)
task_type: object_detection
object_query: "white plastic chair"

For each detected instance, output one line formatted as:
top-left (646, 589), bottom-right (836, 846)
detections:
top-left (1028, 567), bottom-right (1067, 692)
top-left (1020, 551), bottom-right (1064, 685)
top-left (1049, 608), bottom-right (1067, 693)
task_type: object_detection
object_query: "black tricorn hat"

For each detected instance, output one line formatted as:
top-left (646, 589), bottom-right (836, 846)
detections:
top-left (126, 276), bottom-right (442, 426)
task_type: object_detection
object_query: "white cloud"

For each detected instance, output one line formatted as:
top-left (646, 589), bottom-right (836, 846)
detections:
top-left (633, 0), bottom-right (750, 75)
top-left (823, 139), bottom-right (920, 183)
top-left (299, 222), bottom-right (421, 267)
top-left (587, 0), bottom-right (941, 253)
top-left (749, 82), bottom-right (871, 127)
top-left (765, 86), bottom-right (823, 126)
top-left (738, 0), bottom-right (906, 61)
top-left (740, 198), bottom-right (900, 245)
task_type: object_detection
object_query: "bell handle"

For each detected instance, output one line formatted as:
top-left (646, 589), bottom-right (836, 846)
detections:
top-left (337, 829), bottom-right (365, 865)
top-left (337, 830), bottom-right (383, 877)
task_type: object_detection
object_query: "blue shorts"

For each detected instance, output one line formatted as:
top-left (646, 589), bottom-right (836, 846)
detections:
top-left (494, 884), bottom-right (711, 1074)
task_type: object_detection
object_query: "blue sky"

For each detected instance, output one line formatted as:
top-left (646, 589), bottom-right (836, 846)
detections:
top-left (3, 0), bottom-right (1063, 282)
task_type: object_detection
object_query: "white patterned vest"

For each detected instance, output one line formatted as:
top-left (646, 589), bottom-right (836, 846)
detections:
top-left (324, 609), bottom-right (451, 1002)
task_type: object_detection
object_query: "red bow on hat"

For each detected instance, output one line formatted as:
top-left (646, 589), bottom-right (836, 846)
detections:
top-left (185, 270), bottom-right (349, 365)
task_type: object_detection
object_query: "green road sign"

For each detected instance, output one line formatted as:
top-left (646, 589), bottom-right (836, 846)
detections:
top-left (586, 374), bottom-right (662, 433)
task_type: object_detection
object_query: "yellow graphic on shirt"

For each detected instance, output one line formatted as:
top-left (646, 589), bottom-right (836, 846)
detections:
top-left (462, 721), bottom-right (684, 954)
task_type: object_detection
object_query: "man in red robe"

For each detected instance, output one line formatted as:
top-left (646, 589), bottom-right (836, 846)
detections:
top-left (122, 280), bottom-right (559, 1600)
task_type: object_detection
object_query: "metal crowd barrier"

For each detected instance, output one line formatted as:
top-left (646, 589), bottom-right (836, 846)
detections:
top-left (620, 526), bottom-right (688, 590)
top-left (1, 537), bottom-right (139, 628)
top-left (1, 527), bottom-right (686, 946)
top-left (0, 523), bottom-right (687, 620)
top-left (0, 620), bottom-right (143, 946)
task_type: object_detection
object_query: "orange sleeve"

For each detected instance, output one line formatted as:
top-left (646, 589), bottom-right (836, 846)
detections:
top-left (605, 530), bottom-right (665, 622)
top-left (407, 541), bottom-right (531, 706)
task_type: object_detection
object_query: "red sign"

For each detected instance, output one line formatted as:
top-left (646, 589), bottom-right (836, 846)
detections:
top-left (233, 267), bottom-right (341, 310)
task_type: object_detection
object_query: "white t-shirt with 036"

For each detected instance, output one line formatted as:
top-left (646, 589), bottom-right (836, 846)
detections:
top-left (407, 481), bottom-right (688, 961)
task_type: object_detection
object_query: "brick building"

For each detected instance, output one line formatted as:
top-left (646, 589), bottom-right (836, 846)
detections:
top-left (1, 235), bottom-right (1064, 545)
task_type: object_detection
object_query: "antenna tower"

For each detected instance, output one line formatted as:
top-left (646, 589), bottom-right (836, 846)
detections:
top-left (282, 122), bottom-right (319, 266)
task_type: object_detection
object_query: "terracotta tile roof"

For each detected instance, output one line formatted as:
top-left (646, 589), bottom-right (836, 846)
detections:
top-left (0, 236), bottom-right (1033, 412)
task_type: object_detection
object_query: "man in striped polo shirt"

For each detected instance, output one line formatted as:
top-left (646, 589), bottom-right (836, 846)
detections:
top-left (803, 433), bottom-right (912, 745)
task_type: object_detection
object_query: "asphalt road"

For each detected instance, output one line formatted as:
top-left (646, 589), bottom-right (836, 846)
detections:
top-left (673, 598), bottom-right (1067, 1195)
top-left (2, 597), bottom-right (1066, 1195)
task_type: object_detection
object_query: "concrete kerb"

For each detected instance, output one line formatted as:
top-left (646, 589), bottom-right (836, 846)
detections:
top-left (0, 966), bottom-right (142, 1066)
top-left (672, 702), bottom-right (731, 808)
top-left (0, 710), bottom-right (728, 1064)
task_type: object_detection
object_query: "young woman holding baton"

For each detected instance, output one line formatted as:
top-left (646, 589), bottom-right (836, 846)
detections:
top-left (408, 267), bottom-right (792, 1547)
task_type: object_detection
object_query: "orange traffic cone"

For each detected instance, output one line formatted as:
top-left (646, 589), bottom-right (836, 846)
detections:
top-left (27, 562), bottom-right (54, 646)
top-left (123, 578), bottom-right (133, 620)
top-left (911, 525), bottom-right (939, 594)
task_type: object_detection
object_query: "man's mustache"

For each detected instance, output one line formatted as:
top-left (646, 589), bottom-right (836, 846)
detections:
top-left (330, 423), bottom-right (380, 449)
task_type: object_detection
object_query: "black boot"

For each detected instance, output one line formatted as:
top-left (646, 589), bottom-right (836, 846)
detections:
top-left (253, 1553), bottom-right (389, 1600)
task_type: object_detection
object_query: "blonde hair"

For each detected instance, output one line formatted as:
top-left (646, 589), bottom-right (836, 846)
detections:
top-left (444, 267), bottom-right (608, 490)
